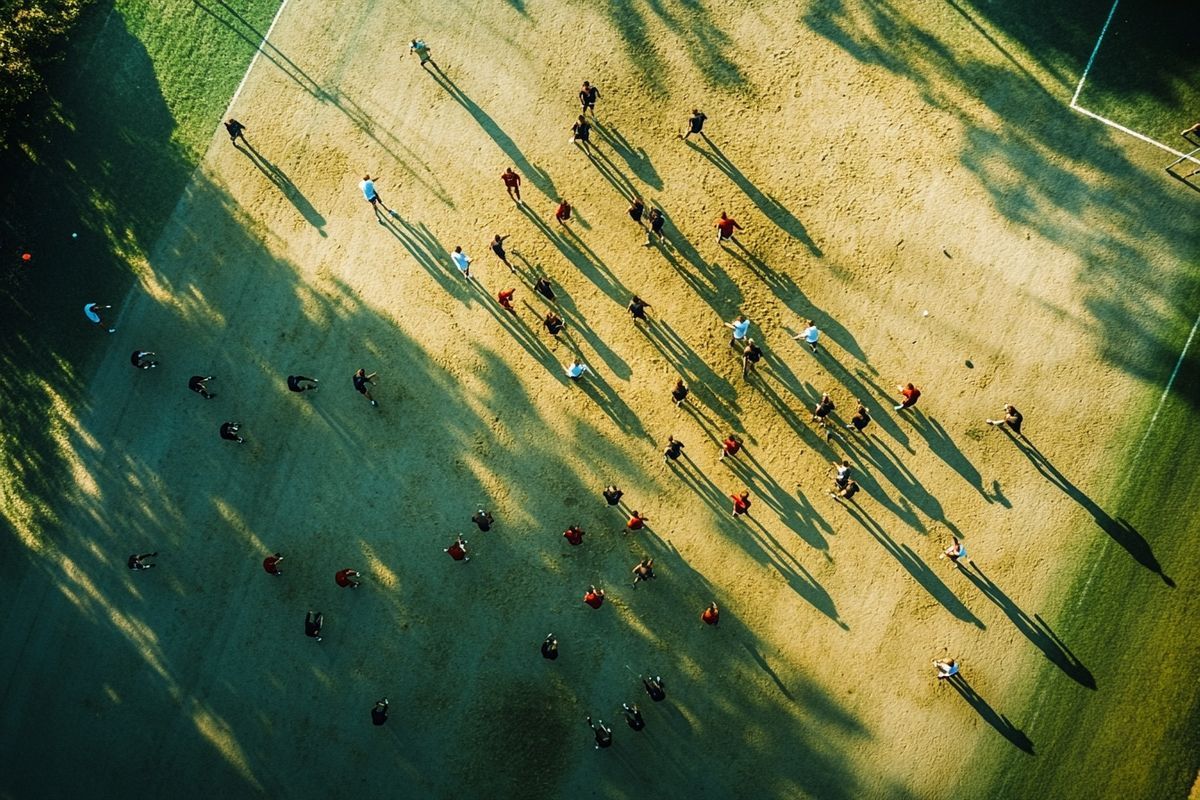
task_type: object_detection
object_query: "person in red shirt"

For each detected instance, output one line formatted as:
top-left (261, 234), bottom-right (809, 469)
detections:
top-left (895, 382), bottom-right (921, 411)
top-left (335, 568), bottom-right (361, 588)
top-left (498, 287), bottom-right (516, 313)
top-left (445, 534), bottom-right (470, 562)
top-left (501, 167), bottom-right (522, 202)
top-left (719, 434), bottom-right (743, 461)
top-left (730, 490), bottom-right (751, 518)
top-left (701, 601), bottom-right (719, 626)
top-left (715, 212), bottom-right (742, 244)
top-left (583, 585), bottom-right (605, 608)
top-left (626, 510), bottom-right (648, 532)
top-left (555, 198), bottom-right (572, 224)
top-left (563, 525), bottom-right (584, 546)
top-left (262, 553), bottom-right (283, 576)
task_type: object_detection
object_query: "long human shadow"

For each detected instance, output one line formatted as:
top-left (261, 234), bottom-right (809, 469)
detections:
top-left (945, 674), bottom-right (1035, 754)
top-left (755, 368), bottom-right (840, 461)
top-left (382, 216), bottom-right (473, 305)
top-left (1012, 434), bottom-right (1173, 585)
top-left (840, 502), bottom-right (983, 627)
top-left (593, 120), bottom-right (662, 189)
top-left (736, 446), bottom-right (835, 551)
top-left (641, 319), bottom-right (742, 423)
top-left (961, 563), bottom-right (1095, 688)
top-left (516, 203), bottom-right (628, 304)
top-left (576, 366), bottom-right (649, 441)
top-left (685, 138), bottom-right (821, 255)
top-left (843, 368), bottom-right (913, 449)
top-left (745, 514), bottom-right (846, 628)
top-left (234, 139), bottom-right (326, 233)
top-left (906, 410), bottom-right (995, 502)
top-left (847, 434), bottom-right (961, 536)
top-left (834, 434), bottom-right (928, 532)
top-left (582, 142), bottom-right (641, 202)
top-left (476, 290), bottom-right (565, 381)
top-left (655, 209), bottom-right (743, 318)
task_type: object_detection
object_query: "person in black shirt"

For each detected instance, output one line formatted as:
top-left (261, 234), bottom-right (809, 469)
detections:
top-left (490, 234), bottom-right (514, 273)
top-left (680, 109), bottom-right (707, 140)
top-left (305, 611), bottom-right (323, 642)
top-left (622, 703), bottom-right (645, 731)
top-left (671, 379), bottom-right (689, 407)
top-left (224, 118), bottom-right (246, 143)
top-left (544, 312), bottom-right (565, 338)
top-left (130, 350), bottom-right (158, 369)
top-left (663, 435), bottom-right (684, 463)
top-left (371, 698), bottom-right (389, 726)
top-left (188, 375), bottom-right (216, 399)
top-left (579, 81), bottom-right (599, 115)
top-left (627, 295), bottom-right (651, 323)
top-left (641, 674), bottom-right (666, 702)
top-left (534, 276), bottom-right (556, 302)
top-left (287, 375), bottom-right (318, 393)
top-left (127, 552), bottom-right (157, 570)
top-left (219, 422), bottom-right (244, 444)
top-left (627, 197), bottom-right (645, 225)
top-left (472, 509), bottom-right (494, 531)
top-left (644, 207), bottom-right (666, 246)
top-left (846, 401), bottom-right (871, 433)
top-left (741, 339), bottom-right (762, 378)
top-left (541, 633), bottom-right (559, 660)
top-left (352, 368), bottom-right (378, 407)
top-left (586, 716), bottom-right (613, 749)
top-left (602, 485), bottom-right (623, 506)
top-left (571, 115), bottom-right (591, 148)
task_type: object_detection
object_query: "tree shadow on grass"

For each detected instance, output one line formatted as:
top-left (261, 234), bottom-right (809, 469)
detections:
top-left (945, 674), bottom-right (1035, 754)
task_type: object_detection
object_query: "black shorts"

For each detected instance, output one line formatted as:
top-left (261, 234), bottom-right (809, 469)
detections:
top-left (367, 194), bottom-right (382, 205)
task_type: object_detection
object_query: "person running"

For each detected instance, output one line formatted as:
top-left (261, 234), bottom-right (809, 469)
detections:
top-left (544, 311), bottom-right (565, 338)
top-left (335, 568), bottom-right (362, 588)
top-left (895, 382), bottom-right (921, 412)
top-left (353, 368), bottom-right (379, 407)
top-left (725, 314), bottom-right (750, 349)
top-left (563, 524), bottom-right (585, 546)
top-left (84, 302), bottom-right (116, 333)
top-left (671, 378), bottom-right (689, 407)
top-left (262, 553), bottom-right (284, 576)
top-left (305, 611), bottom-right (323, 642)
top-left (846, 401), bottom-right (872, 433)
top-left (579, 81), bottom-right (599, 115)
top-left (409, 38), bottom-right (436, 68)
top-left (680, 109), bottom-right (707, 140)
top-left (627, 295), bottom-right (651, 323)
top-left (472, 509), bottom-right (494, 531)
top-left (986, 404), bottom-right (1024, 438)
top-left (127, 552), bottom-right (157, 570)
top-left (586, 716), bottom-right (613, 749)
top-left (371, 698), bottom-right (389, 726)
top-left (622, 703), bottom-right (645, 731)
top-left (287, 375), bottom-right (319, 393)
top-left (501, 167), bottom-right (522, 203)
top-left (795, 320), bottom-right (820, 353)
top-left (626, 510), bottom-right (648, 532)
top-left (628, 197), bottom-right (645, 226)
top-left (359, 174), bottom-right (394, 218)
top-left (219, 421), bottom-right (244, 444)
top-left (498, 287), bottom-right (517, 314)
top-left (554, 198), bottom-right (572, 224)
top-left (452, 246), bottom-right (473, 280)
top-left (730, 490), bottom-right (752, 518)
top-left (742, 339), bottom-right (763, 378)
top-left (934, 658), bottom-right (960, 680)
top-left (603, 485), bottom-right (624, 506)
top-left (719, 434), bottom-right (743, 461)
top-left (941, 536), bottom-right (968, 566)
top-left (534, 276), bottom-right (557, 302)
top-left (224, 118), bottom-right (246, 143)
top-left (644, 207), bottom-right (666, 246)
top-left (812, 392), bottom-right (836, 437)
top-left (565, 359), bottom-right (591, 381)
top-left (831, 479), bottom-right (860, 502)
top-left (715, 212), bottom-right (742, 244)
top-left (631, 557), bottom-right (655, 587)
top-left (541, 633), bottom-right (559, 660)
top-left (445, 534), bottom-right (470, 562)
top-left (130, 350), bottom-right (159, 369)
top-left (663, 435), bottom-right (685, 463)
top-left (490, 234), bottom-right (514, 273)
top-left (701, 601), bottom-right (720, 626)
top-left (583, 585), bottom-right (605, 609)
top-left (641, 674), bottom-right (666, 702)
top-left (571, 115), bottom-right (591, 148)
top-left (188, 375), bottom-right (216, 400)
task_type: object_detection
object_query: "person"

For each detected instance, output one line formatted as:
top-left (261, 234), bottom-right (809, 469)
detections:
top-left (719, 434), bottom-right (743, 461)
top-left (832, 459), bottom-right (851, 491)
top-left (565, 359), bottom-right (591, 380)
top-left (224, 118), bottom-right (246, 143)
top-left (1181, 122), bottom-right (1200, 139)
top-left (846, 401), bottom-right (871, 433)
top-left (583, 585), bottom-right (605, 609)
top-left (986, 404), bottom-right (1024, 438)
top-left (188, 375), bottom-right (216, 400)
top-left (742, 339), bottom-right (762, 378)
top-left (287, 375), bottom-right (319, 393)
top-left (471, 509), bottom-right (494, 531)
top-left (563, 524), bottom-right (584, 546)
top-left (498, 287), bottom-right (517, 313)
top-left (359, 174), bottom-right (394, 217)
top-left (701, 601), bottom-right (719, 626)
top-left (934, 658), bottom-right (960, 680)
top-left (541, 633), bottom-right (559, 660)
top-left (895, 382), bottom-right (921, 412)
top-left (501, 167), bottom-right (522, 203)
top-left (490, 234), bottom-right (514, 273)
top-left (603, 485), bottom-right (624, 506)
top-left (796, 320), bottom-right (820, 353)
top-left (219, 421), bottom-right (244, 444)
top-left (715, 211), bottom-right (742, 244)
top-left (725, 314), bottom-right (750, 349)
top-left (671, 378), bottom-right (689, 407)
top-left (451, 246), bottom-right (473, 279)
top-left (663, 435), bottom-right (685, 463)
top-left (335, 568), bottom-right (362, 588)
top-left (644, 207), bottom-right (666, 246)
top-left (127, 552), bottom-right (157, 570)
top-left (571, 115), bottom-right (591, 148)
top-left (586, 716), bottom-right (613, 749)
top-left (544, 312), bottom-right (565, 338)
top-left (262, 553), bottom-right (283, 575)
top-left (812, 392), bottom-right (836, 438)
top-left (941, 536), bottom-right (968, 566)
top-left (622, 703), bottom-right (645, 731)
top-left (130, 350), bottom-right (159, 369)
top-left (631, 557), bottom-right (655, 586)
top-left (641, 674), bottom-right (666, 702)
top-left (534, 276), bottom-right (557, 302)
top-left (554, 198), bottom-right (572, 224)
top-left (730, 490), bottom-right (751, 518)
top-left (371, 698), bottom-right (389, 726)
top-left (628, 197), bottom-right (645, 225)
top-left (626, 510), bottom-right (648, 532)
top-left (84, 302), bottom-right (116, 333)
top-left (680, 109), bottom-right (707, 140)
top-left (409, 38), bottom-right (435, 67)
top-left (305, 611), bottom-right (323, 642)
top-left (627, 295), bottom-right (651, 323)
top-left (579, 81), bottom-right (599, 115)
top-left (831, 479), bottom-right (860, 501)
top-left (445, 534), bottom-right (469, 562)
top-left (353, 368), bottom-right (379, 407)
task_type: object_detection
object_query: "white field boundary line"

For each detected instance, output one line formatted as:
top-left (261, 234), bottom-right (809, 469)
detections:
top-left (225, 0), bottom-right (293, 115)
top-left (1069, 0), bottom-right (1119, 107)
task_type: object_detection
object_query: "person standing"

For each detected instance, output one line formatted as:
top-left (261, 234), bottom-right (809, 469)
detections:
top-left (335, 568), bottom-right (362, 588)
top-left (563, 525), bottom-right (585, 546)
top-left (219, 421), bottom-right (245, 444)
top-left (934, 658), bottom-right (960, 680)
top-left (544, 311), bottom-right (565, 338)
top-left (472, 509), bottom-right (495, 531)
top-left (832, 459), bottom-right (852, 491)
top-left (628, 197), bottom-right (646, 226)
top-left (719, 434), bottom-right (743, 462)
top-left (565, 359), bottom-right (592, 381)
top-left (671, 378), bottom-right (689, 407)
top-left (353, 368), bottom-right (379, 407)
top-left (701, 601), bottom-right (720, 626)
top-left (83, 302), bottom-right (116, 333)
top-left (742, 339), bottom-right (763, 378)
top-left (498, 287), bottom-right (517, 314)
top-left (127, 552), bottom-right (158, 570)
top-left (895, 382), bottom-right (921, 412)
top-left (846, 401), bottom-right (872, 433)
top-left (409, 38), bottom-right (436, 68)
top-left (631, 557), bottom-right (655, 587)
top-left (940, 536), bottom-right (968, 567)
top-left (986, 404), bottom-right (1024, 438)
top-left (579, 81), bottom-right (599, 116)
top-left (644, 207), bottom-right (666, 246)
top-left (224, 118), bottom-right (246, 143)
top-left (452, 246), bottom-right (473, 280)
top-left (586, 716), bottom-right (613, 749)
top-left (627, 295), bottom-right (651, 323)
top-left (641, 674), bottom-right (666, 701)
top-left (534, 276), bottom-right (557, 302)
top-left (371, 698), bottom-right (390, 726)
top-left (680, 109), bottom-right (707, 140)
top-left (262, 553), bottom-right (284, 576)
top-left (287, 375), bottom-right (319, 393)
top-left (812, 392), bottom-right (836, 438)
top-left (626, 510), bottom-right (648, 532)
top-left (730, 490), bottom-right (751, 518)
top-left (603, 485), bottom-right (624, 506)
top-left (571, 115), bottom-right (592, 149)
top-left (795, 320), bottom-right (820, 353)
top-left (830, 479), bottom-right (860, 502)
top-left (541, 633), bottom-right (559, 660)
top-left (305, 611), bottom-right (323, 642)
top-left (715, 212), bottom-right (742, 245)
top-left (663, 435), bottom-right (685, 463)
top-left (359, 174), bottom-right (394, 218)
top-left (444, 534), bottom-right (470, 562)
top-left (725, 314), bottom-right (750, 349)
top-left (622, 703), bottom-right (645, 731)
top-left (188, 375), bottom-right (216, 400)
top-left (501, 167), bottom-right (522, 203)
top-left (490, 234), bottom-right (515, 273)
top-left (583, 585), bottom-right (605, 609)
top-left (130, 350), bottom-right (159, 370)
top-left (554, 198), bottom-right (572, 224)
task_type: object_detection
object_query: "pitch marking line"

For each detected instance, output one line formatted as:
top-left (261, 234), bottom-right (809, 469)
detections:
top-left (225, 0), bottom-right (293, 116)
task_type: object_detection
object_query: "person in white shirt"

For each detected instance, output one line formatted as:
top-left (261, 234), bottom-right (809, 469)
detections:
top-left (84, 302), bottom-right (116, 333)
top-left (725, 314), bottom-right (750, 349)
top-left (934, 658), bottom-right (960, 680)
top-left (451, 246), bottom-right (472, 279)
top-left (795, 320), bottom-right (820, 353)
top-left (359, 174), bottom-right (394, 218)
top-left (565, 360), bottom-right (591, 380)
